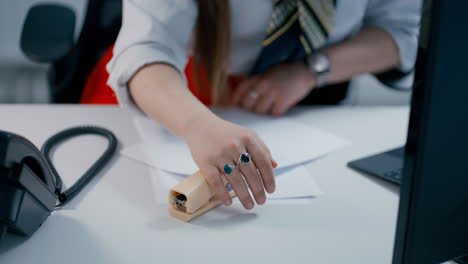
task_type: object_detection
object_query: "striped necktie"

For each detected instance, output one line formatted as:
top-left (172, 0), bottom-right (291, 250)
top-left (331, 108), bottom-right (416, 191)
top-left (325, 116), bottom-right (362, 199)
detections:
top-left (250, 0), bottom-right (336, 75)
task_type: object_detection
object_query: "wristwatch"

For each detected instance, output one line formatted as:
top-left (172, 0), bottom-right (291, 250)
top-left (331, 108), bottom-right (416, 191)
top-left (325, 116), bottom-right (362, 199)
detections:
top-left (305, 51), bottom-right (331, 87)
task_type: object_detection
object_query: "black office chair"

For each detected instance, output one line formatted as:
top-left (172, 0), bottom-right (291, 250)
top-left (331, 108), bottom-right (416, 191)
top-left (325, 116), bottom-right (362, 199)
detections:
top-left (20, 0), bottom-right (122, 103)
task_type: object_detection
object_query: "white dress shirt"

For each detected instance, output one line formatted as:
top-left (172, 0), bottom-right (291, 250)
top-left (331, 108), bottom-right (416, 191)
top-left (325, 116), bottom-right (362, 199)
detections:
top-left (107, 0), bottom-right (422, 111)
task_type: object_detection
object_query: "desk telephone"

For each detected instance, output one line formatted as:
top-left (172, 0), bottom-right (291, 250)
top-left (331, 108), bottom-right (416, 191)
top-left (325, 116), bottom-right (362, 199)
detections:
top-left (0, 127), bottom-right (117, 240)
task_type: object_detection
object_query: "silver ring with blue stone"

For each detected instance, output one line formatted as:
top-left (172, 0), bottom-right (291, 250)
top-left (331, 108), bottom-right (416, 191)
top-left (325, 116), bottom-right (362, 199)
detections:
top-left (236, 153), bottom-right (251, 168)
top-left (223, 164), bottom-right (236, 175)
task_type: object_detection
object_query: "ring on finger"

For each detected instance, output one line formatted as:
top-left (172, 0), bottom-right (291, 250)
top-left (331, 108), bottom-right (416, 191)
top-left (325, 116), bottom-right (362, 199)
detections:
top-left (236, 153), bottom-right (252, 168)
top-left (223, 164), bottom-right (236, 175)
top-left (248, 91), bottom-right (260, 100)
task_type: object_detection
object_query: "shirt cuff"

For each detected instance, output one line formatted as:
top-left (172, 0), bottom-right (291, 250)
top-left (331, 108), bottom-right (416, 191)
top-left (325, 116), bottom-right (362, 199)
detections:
top-left (375, 68), bottom-right (415, 91)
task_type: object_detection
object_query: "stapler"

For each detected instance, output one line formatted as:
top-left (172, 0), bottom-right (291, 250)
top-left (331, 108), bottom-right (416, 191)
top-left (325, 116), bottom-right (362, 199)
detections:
top-left (168, 170), bottom-right (236, 222)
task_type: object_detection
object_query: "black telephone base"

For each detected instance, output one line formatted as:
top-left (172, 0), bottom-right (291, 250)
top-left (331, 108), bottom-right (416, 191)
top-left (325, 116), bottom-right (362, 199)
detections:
top-left (0, 161), bottom-right (56, 237)
top-left (0, 126), bottom-right (117, 241)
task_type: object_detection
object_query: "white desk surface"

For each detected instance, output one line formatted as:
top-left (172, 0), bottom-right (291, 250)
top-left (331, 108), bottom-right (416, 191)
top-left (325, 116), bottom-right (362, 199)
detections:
top-left (0, 104), bottom-right (411, 264)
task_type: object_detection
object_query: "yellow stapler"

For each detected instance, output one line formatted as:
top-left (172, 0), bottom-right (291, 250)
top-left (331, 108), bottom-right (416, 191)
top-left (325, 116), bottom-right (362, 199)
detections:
top-left (168, 170), bottom-right (235, 222)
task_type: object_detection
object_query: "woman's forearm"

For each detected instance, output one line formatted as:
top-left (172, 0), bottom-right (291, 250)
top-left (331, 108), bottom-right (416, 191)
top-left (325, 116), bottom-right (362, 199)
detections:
top-left (322, 26), bottom-right (401, 84)
top-left (128, 63), bottom-right (218, 139)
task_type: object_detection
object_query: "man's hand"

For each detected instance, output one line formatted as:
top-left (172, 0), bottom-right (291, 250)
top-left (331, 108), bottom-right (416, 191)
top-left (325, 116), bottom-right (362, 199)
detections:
top-left (231, 61), bottom-right (316, 116)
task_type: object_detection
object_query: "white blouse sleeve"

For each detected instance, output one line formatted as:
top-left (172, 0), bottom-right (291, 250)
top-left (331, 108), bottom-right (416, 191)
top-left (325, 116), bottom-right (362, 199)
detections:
top-left (364, 0), bottom-right (423, 90)
top-left (106, 0), bottom-right (197, 112)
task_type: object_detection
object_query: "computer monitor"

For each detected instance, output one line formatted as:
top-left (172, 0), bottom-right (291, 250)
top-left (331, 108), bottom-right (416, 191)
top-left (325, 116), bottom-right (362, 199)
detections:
top-left (393, 0), bottom-right (468, 263)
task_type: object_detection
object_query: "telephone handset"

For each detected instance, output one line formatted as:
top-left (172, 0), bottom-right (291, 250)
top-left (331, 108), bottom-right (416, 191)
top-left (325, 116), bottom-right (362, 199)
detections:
top-left (0, 127), bottom-right (117, 239)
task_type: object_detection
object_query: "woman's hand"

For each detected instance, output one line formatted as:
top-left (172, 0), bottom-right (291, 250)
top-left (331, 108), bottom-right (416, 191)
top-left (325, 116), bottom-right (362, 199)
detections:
top-left (185, 117), bottom-right (277, 210)
top-left (232, 61), bottom-right (316, 116)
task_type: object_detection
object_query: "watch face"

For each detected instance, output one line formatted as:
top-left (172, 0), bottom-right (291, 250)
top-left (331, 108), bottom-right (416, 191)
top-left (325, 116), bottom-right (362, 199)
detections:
top-left (314, 54), bottom-right (330, 73)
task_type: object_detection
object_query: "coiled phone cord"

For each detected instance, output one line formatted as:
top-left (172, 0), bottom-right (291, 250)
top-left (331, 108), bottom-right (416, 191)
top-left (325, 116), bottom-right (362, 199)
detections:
top-left (41, 126), bottom-right (118, 208)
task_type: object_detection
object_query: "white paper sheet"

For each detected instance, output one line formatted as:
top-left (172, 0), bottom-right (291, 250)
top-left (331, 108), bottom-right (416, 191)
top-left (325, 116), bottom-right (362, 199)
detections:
top-left (148, 165), bottom-right (323, 205)
top-left (133, 108), bottom-right (350, 175)
top-left (122, 145), bottom-right (323, 203)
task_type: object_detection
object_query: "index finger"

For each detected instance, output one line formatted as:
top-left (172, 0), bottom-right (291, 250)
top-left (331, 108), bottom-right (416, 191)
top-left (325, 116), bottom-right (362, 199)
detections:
top-left (201, 167), bottom-right (232, 206)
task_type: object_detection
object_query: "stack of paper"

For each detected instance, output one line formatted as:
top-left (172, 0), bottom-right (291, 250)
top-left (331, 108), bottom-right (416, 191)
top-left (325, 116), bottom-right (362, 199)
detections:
top-left (121, 108), bottom-right (350, 204)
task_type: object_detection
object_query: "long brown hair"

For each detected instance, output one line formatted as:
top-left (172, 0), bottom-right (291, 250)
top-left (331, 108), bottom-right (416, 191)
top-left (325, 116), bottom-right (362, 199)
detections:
top-left (194, 0), bottom-right (231, 105)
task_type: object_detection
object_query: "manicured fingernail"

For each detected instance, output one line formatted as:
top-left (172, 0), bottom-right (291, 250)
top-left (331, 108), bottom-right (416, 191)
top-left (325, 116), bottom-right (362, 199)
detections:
top-left (272, 159), bottom-right (278, 168)
top-left (224, 199), bottom-right (232, 206)
top-left (257, 196), bottom-right (266, 205)
top-left (246, 201), bottom-right (254, 210)
top-left (267, 185), bottom-right (276, 194)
